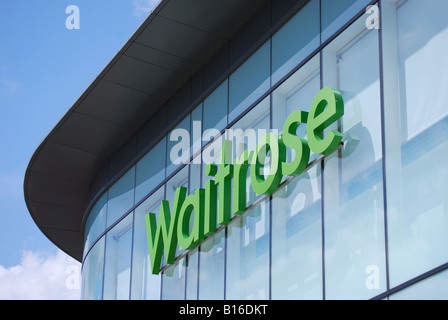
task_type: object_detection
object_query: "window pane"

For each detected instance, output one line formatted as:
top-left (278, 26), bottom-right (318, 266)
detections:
top-left (227, 96), bottom-right (270, 211)
top-left (382, 0), bottom-right (448, 288)
top-left (272, 54), bottom-right (320, 166)
top-left (201, 133), bottom-right (223, 187)
top-left (103, 214), bottom-right (133, 300)
top-left (167, 115), bottom-right (191, 177)
top-left (321, 0), bottom-right (372, 42)
top-left (135, 137), bottom-right (166, 203)
top-left (203, 80), bottom-right (228, 147)
top-left (131, 187), bottom-right (164, 300)
top-left (272, 164), bottom-right (322, 300)
top-left (166, 166), bottom-right (189, 259)
top-left (389, 269), bottom-right (448, 300)
top-left (322, 17), bottom-right (386, 300)
top-left (81, 237), bottom-right (105, 300)
top-left (272, 0), bottom-right (320, 84)
top-left (84, 192), bottom-right (107, 257)
top-left (191, 103), bottom-right (203, 159)
top-left (229, 40), bottom-right (270, 123)
top-left (161, 258), bottom-right (186, 300)
top-left (186, 248), bottom-right (199, 300)
top-left (107, 167), bottom-right (135, 228)
top-left (226, 199), bottom-right (270, 300)
top-left (166, 166), bottom-right (189, 206)
top-left (198, 229), bottom-right (225, 300)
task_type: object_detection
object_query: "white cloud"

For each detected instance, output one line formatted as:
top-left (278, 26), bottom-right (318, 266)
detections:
top-left (0, 250), bottom-right (81, 300)
top-left (133, 0), bottom-right (161, 17)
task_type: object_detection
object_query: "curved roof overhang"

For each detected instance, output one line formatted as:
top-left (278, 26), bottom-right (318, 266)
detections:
top-left (24, 0), bottom-right (270, 262)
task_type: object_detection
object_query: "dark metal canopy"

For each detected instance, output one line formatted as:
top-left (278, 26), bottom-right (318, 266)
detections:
top-left (24, 0), bottom-right (270, 261)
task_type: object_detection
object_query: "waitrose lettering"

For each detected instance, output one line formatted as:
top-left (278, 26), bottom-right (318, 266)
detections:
top-left (145, 87), bottom-right (344, 274)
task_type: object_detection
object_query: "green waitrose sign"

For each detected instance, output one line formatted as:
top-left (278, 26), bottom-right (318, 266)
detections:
top-left (145, 87), bottom-right (344, 274)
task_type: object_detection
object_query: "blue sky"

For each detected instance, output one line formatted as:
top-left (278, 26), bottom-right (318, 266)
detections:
top-left (0, 0), bottom-right (160, 299)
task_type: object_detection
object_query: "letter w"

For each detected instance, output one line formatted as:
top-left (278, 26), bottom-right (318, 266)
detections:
top-left (145, 186), bottom-right (187, 274)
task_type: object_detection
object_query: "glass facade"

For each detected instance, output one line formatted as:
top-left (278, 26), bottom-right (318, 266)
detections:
top-left (81, 0), bottom-right (448, 300)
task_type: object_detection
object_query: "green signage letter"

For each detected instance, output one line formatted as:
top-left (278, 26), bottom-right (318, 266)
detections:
top-left (250, 133), bottom-right (286, 195)
top-left (281, 110), bottom-right (310, 176)
top-left (145, 186), bottom-right (187, 275)
top-left (307, 87), bottom-right (344, 155)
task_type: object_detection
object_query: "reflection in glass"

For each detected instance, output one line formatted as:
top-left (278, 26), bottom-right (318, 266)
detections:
top-left (103, 214), bottom-right (133, 300)
top-left (227, 97), bottom-right (270, 211)
top-left (383, 0), bottom-right (448, 288)
top-left (107, 167), bottom-right (135, 228)
top-left (191, 103), bottom-right (203, 160)
top-left (203, 80), bottom-right (228, 147)
top-left (272, 0), bottom-right (319, 84)
top-left (321, 0), bottom-right (372, 42)
top-left (190, 153), bottom-right (202, 192)
top-left (166, 166), bottom-right (189, 206)
top-left (201, 134), bottom-right (223, 187)
top-left (198, 229), bottom-right (225, 300)
top-left (166, 166), bottom-right (189, 259)
top-left (186, 248), bottom-right (199, 300)
top-left (272, 54), bottom-right (320, 166)
top-left (131, 187), bottom-right (164, 300)
top-left (84, 192), bottom-right (107, 257)
top-left (272, 164), bottom-right (322, 300)
top-left (226, 199), bottom-right (270, 300)
top-left (135, 137), bottom-right (166, 203)
top-left (81, 237), bottom-right (105, 300)
top-left (322, 16), bottom-right (386, 300)
top-left (229, 40), bottom-right (270, 123)
top-left (162, 258), bottom-right (186, 300)
top-left (389, 269), bottom-right (448, 300)
top-left (167, 116), bottom-right (191, 177)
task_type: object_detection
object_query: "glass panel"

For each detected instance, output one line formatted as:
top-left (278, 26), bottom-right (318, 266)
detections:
top-left (131, 187), bottom-right (164, 300)
top-left (190, 154), bottom-right (202, 193)
top-left (272, 0), bottom-right (320, 84)
top-left (81, 237), bottom-right (105, 300)
top-left (272, 54), bottom-right (320, 166)
top-left (227, 96), bottom-right (271, 211)
top-left (198, 229), bottom-right (225, 300)
top-left (84, 192), bottom-right (107, 257)
top-left (226, 199), bottom-right (270, 300)
top-left (382, 0), bottom-right (448, 288)
top-left (229, 40), bottom-right (271, 123)
top-left (103, 214), bottom-right (133, 300)
top-left (107, 167), bottom-right (135, 228)
top-left (322, 16), bottom-right (386, 300)
top-left (161, 257), bottom-right (186, 300)
top-left (191, 103), bottom-right (203, 159)
top-left (135, 137), bottom-right (166, 203)
top-left (186, 248), bottom-right (199, 300)
top-left (201, 133), bottom-right (223, 187)
top-left (167, 115), bottom-right (191, 177)
top-left (166, 166), bottom-right (189, 205)
top-left (389, 269), bottom-right (448, 300)
top-left (166, 166), bottom-right (189, 259)
top-left (321, 0), bottom-right (372, 42)
top-left (203, 80), bottom-right (228, 147)
top-left (272, 164), bottom-right (323, 300)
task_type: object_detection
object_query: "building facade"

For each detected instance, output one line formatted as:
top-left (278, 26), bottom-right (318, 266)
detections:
top-left (25, 0), bottom-right (448, 300)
